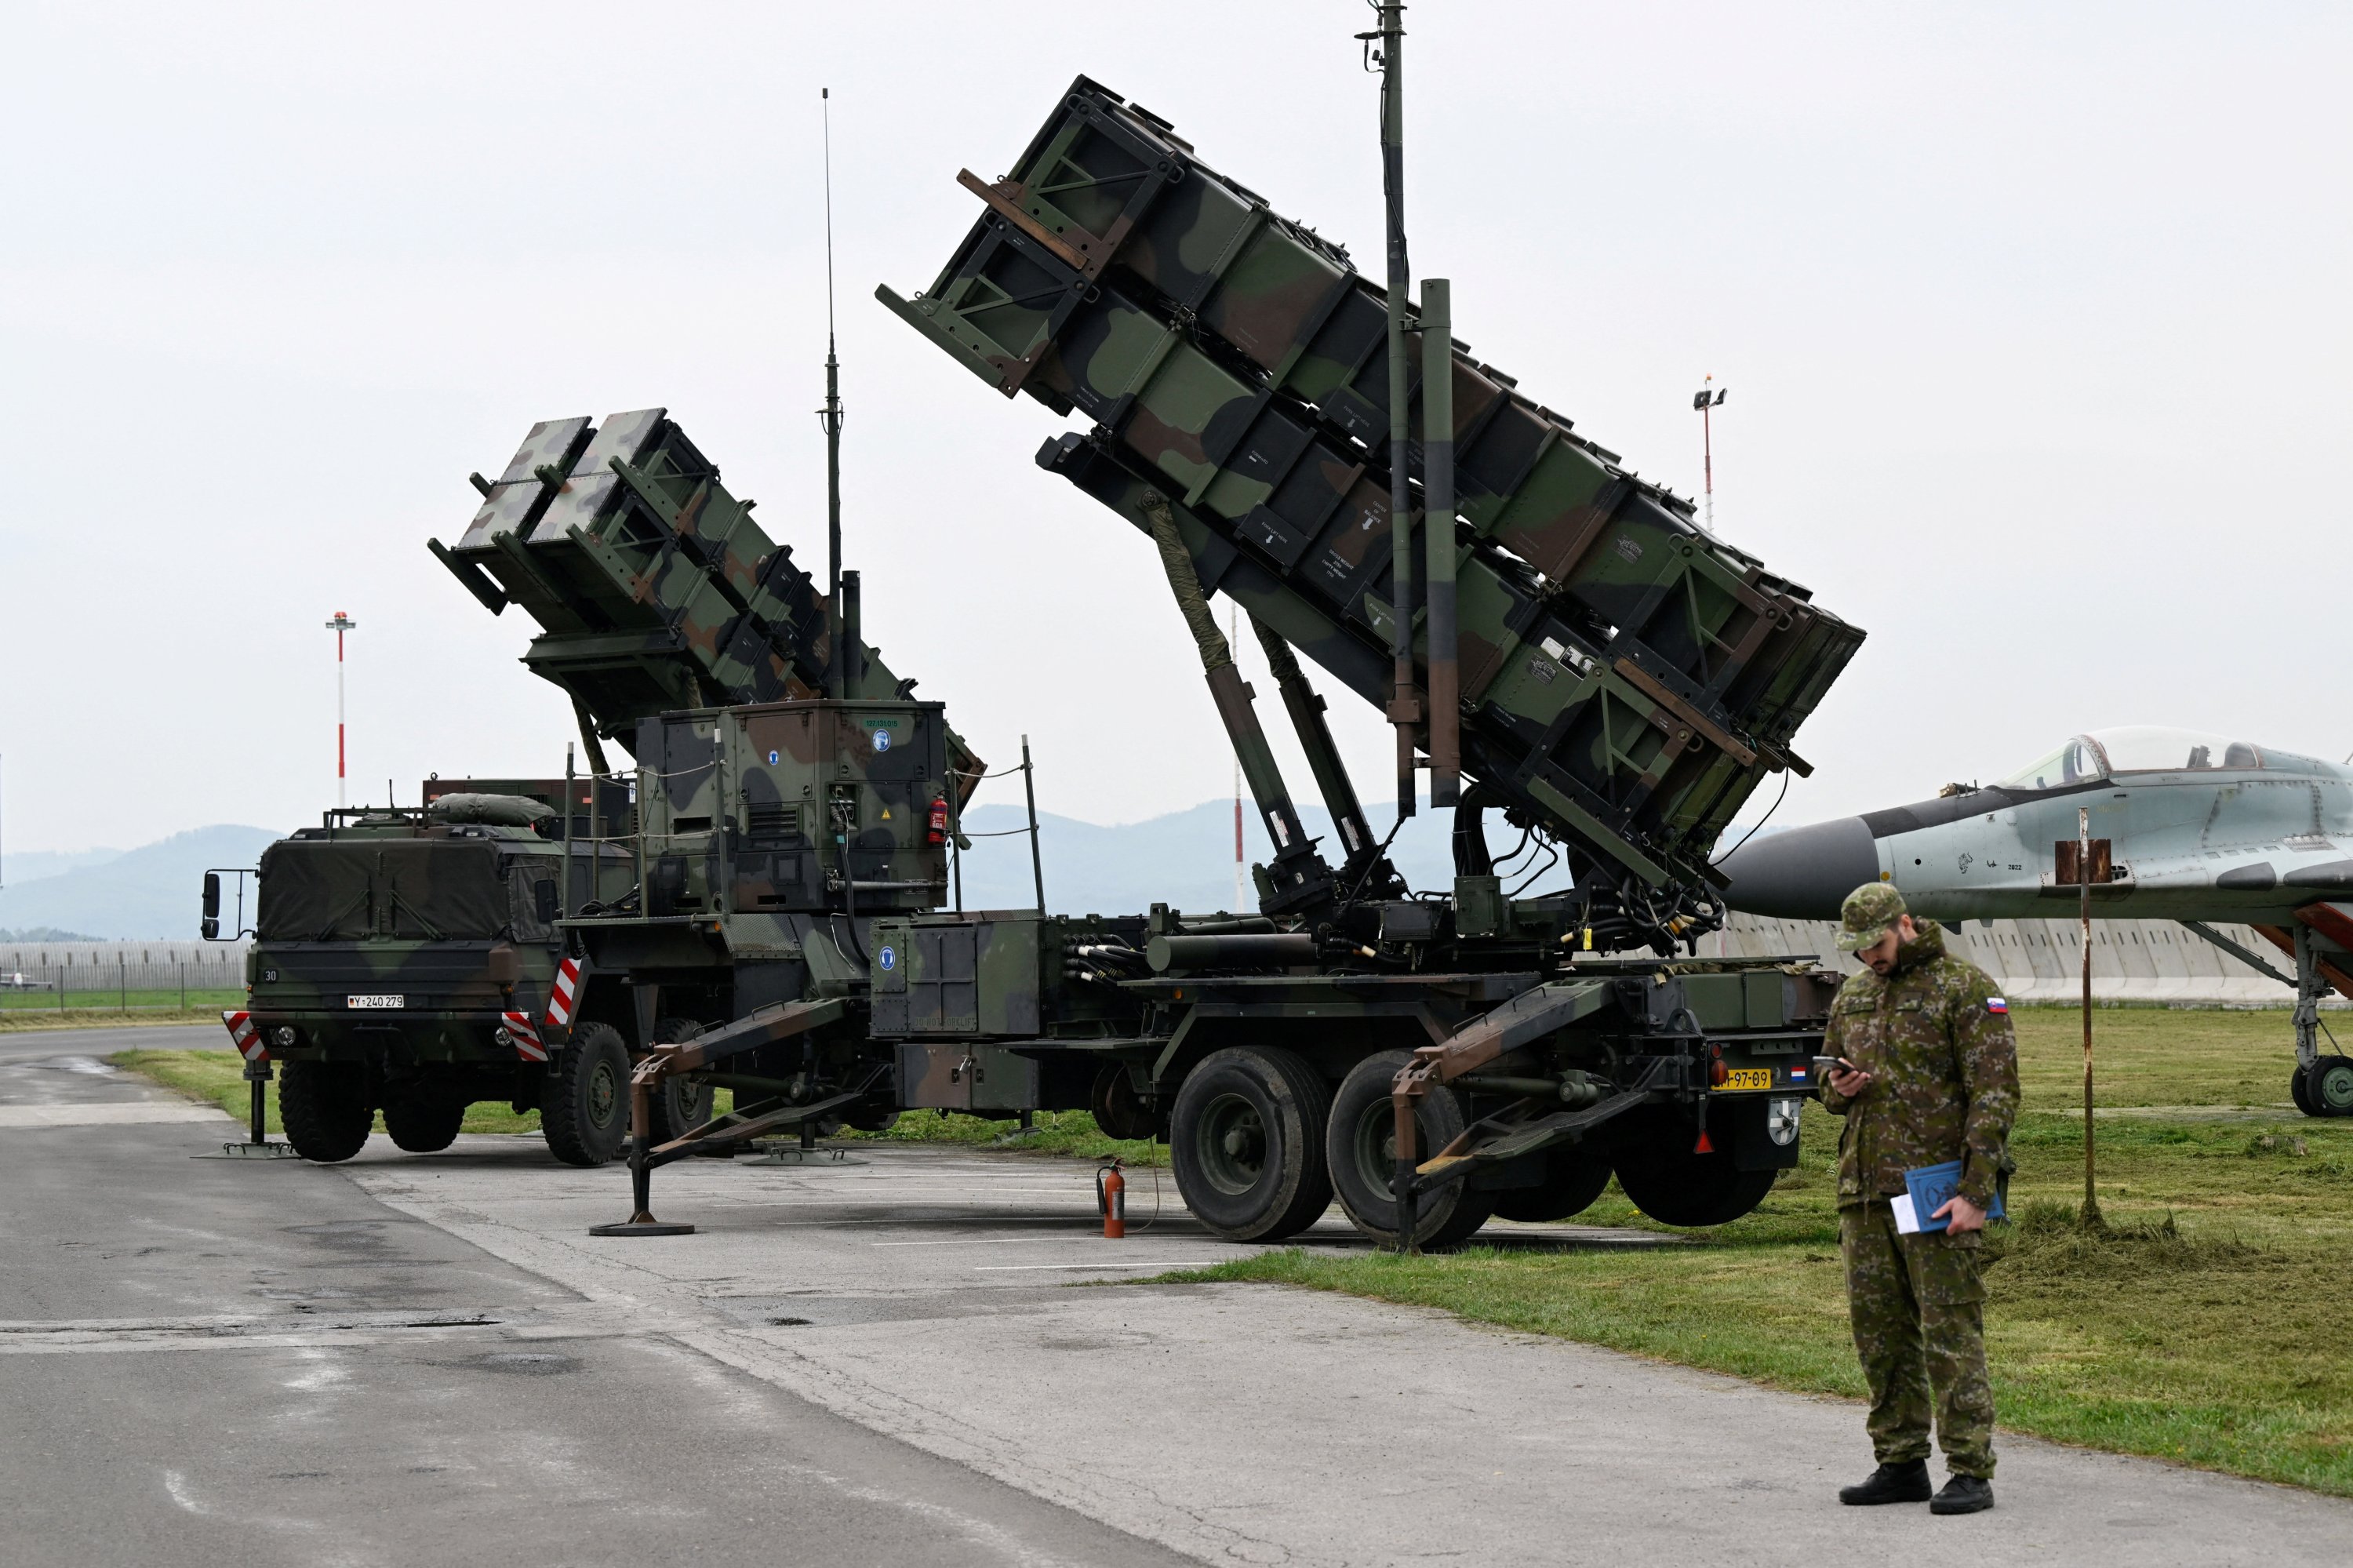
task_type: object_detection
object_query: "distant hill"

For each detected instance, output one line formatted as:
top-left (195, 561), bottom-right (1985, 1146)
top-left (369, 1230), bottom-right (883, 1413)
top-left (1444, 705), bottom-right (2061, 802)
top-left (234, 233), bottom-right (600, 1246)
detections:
top-left (0, 826), bottom-right (283, 940)
top-left (0, 926), bottom-right (104, 942)
top-left (0, 846), bottom-right (123, 885)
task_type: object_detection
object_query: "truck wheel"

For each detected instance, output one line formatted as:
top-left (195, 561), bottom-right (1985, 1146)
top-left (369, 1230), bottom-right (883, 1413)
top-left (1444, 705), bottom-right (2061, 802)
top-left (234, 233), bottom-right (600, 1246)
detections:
top-left (382, 1090), bottom-right (465, 1153)
top-left (1612, 1128), bottom-right (1777, 1228)
top-left (1169, 1046), bottom-right (1333, 1242)
top-left (1326, 1050), bottom-right (1493, 1250)
top-left (645, 1020), bottom-right (717, 1144)
top-left (279, 1062), bottom-right (371, 1163)
top-left (1490, 1146), bottom-right (1614, 1223)
top-left (2302, 1055), bottom-right (2353, 1117)
top-left (542, 1023), bottom-right (630, 1167)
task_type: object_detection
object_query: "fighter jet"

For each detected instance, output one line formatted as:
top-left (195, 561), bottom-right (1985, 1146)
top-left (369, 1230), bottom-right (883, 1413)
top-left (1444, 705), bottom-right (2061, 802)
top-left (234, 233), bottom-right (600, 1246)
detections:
top-left (1716, 725), bottom-right (2353, 1116)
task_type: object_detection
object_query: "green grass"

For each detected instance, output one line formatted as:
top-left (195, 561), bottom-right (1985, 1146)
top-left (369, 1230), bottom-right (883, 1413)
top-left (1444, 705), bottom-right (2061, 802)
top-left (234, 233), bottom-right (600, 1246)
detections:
top-left (114, 1048), bottom-right (547, 1136)
top-left (1, 988), bottom-right (244, 1018)
top-left (1166, 1005), bottom-right (2353, 1497)
top-left (2, 1005), bottom-right (245, 1033)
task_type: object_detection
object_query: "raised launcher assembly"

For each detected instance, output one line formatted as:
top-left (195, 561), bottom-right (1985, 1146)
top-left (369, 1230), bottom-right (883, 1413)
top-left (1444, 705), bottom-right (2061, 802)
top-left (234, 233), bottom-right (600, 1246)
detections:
top-left (429, 408), bottom-right (973, 779)
top-left (882, 78), bottom-right (1863, 950)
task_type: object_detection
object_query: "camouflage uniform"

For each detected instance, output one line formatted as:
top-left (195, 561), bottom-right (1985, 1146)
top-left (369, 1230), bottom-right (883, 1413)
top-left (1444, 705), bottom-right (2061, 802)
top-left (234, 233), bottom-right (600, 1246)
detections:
top-left (1821, 884), bottom-right (2019, 1479)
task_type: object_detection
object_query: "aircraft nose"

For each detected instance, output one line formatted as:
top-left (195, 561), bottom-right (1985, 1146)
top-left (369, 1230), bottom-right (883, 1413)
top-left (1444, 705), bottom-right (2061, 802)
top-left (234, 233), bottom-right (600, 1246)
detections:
top-left (1716, 816), bottom-right (1882, 919)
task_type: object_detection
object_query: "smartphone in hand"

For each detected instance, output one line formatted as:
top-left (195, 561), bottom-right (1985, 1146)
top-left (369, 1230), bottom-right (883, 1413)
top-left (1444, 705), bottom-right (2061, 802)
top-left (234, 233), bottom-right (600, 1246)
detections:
top-left (1813, 1055), bottom-right (1851, 1082)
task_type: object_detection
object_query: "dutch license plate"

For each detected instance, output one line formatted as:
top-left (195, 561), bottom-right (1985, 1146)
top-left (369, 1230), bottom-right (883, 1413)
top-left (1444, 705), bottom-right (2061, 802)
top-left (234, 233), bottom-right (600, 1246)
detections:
top-left (1722, 1068), bottom-right (1773, 1091)
top-left (346, 994), bottom-right (406, 1010)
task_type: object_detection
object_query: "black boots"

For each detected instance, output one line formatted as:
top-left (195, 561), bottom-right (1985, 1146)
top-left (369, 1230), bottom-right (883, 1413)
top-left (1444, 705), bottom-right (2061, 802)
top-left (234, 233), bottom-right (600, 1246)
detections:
top-left (1930, 1474), bottom-right (1995, 1515)
top-left (1838, 1459), bottom-right (1932, 1505)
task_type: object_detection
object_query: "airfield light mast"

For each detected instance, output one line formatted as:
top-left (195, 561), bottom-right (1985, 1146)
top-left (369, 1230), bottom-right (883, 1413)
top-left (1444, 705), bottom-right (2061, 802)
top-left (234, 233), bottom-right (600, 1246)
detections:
top-left (324, 612), bottom-right (357, 809)
top-left (1693, 376), bottom-right (1726, 529)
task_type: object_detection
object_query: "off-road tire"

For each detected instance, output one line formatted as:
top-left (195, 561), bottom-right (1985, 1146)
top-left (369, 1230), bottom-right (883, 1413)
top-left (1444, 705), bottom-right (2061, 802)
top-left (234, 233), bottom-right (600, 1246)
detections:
top-left (279, 1061), bottom-right (372, 1163)
top-left (1326, 1050), bottom-right (1494, 1249)
top-left (1490, 1145), bottom-right (1615, 1224)
top-left (1169, 1046), bottom-right (1334, 1242)
top-left (542, 1022), bottom-right (631, 1167)
top-left (381, 1089), bottom-right (465, 1153)
top-left (2301, 1054), bottom-right (2353, 1118)
top-left (644, 1019), bottom-right (718, 1145)
top-left (1613, 1122), bottom-right (1777, 1228)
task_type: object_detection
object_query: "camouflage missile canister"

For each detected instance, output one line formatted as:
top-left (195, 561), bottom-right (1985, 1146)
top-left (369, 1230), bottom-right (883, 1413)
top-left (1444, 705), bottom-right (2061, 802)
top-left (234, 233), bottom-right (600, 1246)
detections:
top-left (882, 78), bottom-right (1863, 896)
top-left (430, 409), bottom-right (977, 787)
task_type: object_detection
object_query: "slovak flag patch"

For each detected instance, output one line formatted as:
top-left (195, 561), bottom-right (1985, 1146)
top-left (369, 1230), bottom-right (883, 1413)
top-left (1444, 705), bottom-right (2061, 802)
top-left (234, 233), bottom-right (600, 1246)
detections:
top-left (1986, 996), bottom-right (2009, 1015)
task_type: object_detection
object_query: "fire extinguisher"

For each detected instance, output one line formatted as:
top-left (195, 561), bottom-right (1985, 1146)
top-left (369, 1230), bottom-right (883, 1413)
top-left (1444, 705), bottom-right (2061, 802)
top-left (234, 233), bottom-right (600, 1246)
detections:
top-left (927, 795), bottom-right (948, 847)
top-left (1096, 1159), bottom-right (1127, 1239)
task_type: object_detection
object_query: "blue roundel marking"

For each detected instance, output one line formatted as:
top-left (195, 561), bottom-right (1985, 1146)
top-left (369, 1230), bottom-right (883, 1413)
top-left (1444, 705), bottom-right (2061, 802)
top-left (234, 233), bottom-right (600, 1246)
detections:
top-left (878, 945), bottom-right (896, 972)
top-left (873, 729), bottom-right (893, 753)
top-left (767, 749), bottom-right (780, 766)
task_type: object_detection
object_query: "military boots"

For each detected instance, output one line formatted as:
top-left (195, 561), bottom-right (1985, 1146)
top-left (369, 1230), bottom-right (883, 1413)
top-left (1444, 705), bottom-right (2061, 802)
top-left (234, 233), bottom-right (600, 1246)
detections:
top-left (1838, 1459), bottom-right (1932, 1505)
top-left (1930, 1475), bottom-right (1995, 1515)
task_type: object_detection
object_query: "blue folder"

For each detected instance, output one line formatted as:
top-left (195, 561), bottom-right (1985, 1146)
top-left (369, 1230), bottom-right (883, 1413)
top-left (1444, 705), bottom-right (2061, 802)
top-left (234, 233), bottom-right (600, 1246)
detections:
top-left (1903, 1159), bottom-right (2006, 1233)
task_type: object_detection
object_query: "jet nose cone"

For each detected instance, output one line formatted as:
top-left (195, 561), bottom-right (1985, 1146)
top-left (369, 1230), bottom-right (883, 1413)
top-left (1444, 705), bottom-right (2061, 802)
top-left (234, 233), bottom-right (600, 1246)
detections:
top-left (1717, 817), bottom-right (1882, 920)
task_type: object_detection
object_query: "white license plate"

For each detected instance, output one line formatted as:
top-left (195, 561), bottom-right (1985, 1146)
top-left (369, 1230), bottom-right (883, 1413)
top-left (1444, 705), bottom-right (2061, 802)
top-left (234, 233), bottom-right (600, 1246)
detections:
top-left (345, 994), bottom-right (406, 1010)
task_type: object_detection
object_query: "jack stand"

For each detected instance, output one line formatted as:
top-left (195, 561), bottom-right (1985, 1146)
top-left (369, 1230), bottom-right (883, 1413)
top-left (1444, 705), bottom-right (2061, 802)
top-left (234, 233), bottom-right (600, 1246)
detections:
top-left (747, 1143), bottom-right (863, 1166)
top-left (590, 1127), bottom-right (694, 1237)
top-left (195, 1062), bottom-right (298, 1160)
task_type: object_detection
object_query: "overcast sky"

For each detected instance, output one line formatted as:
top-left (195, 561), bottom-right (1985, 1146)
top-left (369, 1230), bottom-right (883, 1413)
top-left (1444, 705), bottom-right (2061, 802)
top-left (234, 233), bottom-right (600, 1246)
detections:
top-left (2, 1), bottom-right (2346, 855)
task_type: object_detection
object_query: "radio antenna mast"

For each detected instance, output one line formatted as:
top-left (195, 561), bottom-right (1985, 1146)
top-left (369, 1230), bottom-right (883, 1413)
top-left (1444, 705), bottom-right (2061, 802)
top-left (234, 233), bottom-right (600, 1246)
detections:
top-left (821, 86), bottom-right (846, 697)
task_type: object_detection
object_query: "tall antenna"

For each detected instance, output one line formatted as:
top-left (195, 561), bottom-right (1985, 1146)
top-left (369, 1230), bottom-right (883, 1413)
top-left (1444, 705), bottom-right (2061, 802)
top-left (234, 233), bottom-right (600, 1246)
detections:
top-left (821, 86), bottom-right (846, 697)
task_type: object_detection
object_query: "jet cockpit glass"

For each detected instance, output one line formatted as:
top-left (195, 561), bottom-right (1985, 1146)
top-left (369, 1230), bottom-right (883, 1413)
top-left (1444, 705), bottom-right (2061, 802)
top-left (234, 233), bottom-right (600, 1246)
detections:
top-left (1995, 738), bottom-right (2108, 791)
top-left (1995, 726), bottom-right (2263, 791)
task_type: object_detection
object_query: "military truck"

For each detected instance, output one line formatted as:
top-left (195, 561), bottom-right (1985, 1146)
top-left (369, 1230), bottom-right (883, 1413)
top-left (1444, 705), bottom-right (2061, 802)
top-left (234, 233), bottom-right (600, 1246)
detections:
top-left (210, 782), bottom-right (639, 1165)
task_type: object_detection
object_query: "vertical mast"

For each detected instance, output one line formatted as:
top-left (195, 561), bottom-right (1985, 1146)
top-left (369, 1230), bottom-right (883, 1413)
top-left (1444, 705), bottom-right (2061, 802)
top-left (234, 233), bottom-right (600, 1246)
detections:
top-left (1371, 2), bottom-right (1418, 821)
top-left (821, 87), bottom-right (845, 698)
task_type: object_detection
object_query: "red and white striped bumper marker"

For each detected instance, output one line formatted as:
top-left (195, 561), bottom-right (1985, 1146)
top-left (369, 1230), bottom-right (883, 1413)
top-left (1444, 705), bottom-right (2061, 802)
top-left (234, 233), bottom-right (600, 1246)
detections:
top-left (544, 957), bottom-right (581, 1031)
top-left (503, 1012), bottom-right (548, 1063)
top-left (222, 1010), bottom-right (267, 1065)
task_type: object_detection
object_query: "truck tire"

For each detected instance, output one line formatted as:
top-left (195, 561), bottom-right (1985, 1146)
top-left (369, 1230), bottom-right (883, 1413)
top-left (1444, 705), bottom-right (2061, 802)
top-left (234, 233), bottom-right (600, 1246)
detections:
top-left (1326, 1050), bottom-right (1493, 1250)
top-left (542, 1023), bottom-right (630, 1167)
top-left (1490, 1146), bottom-right (1614, 1223)
top-left (645, 1020), bottom-right (717, 1145)
top-left (279, 1061), bottom-right (371, 1163)
top-left (1169, 1046), bottom-right (1333, 1242)
top-left (381, 1089), bottom-right (465, 1153)
top-left (1613, 1128), bottom-right (1777, 1228)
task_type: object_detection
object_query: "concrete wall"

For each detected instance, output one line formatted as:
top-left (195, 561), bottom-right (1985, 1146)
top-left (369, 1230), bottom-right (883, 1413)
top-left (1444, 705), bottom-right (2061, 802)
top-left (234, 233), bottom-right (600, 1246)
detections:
top-left (0, 940), bottom-right (249, 970)
top-left (1716, 915), bottom-right (2321, 1007)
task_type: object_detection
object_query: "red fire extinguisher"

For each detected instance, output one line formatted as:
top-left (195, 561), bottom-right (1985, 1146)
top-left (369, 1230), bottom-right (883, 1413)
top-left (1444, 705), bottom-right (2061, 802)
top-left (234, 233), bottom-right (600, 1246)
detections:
top-left (927, 795), bottom-right (948, 847)
top-left (1096, 1159), bottom-right (1127, 1239)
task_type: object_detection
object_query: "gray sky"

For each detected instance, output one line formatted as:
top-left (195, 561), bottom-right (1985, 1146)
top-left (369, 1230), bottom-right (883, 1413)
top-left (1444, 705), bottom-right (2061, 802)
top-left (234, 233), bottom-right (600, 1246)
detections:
top-left (2, 1), bottom-right (2346, 853)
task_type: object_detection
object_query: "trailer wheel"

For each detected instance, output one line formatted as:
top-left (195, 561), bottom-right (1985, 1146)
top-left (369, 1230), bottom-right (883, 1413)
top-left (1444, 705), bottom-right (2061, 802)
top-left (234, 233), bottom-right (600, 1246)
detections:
top-left (1612, 1126), bottom-right (1777, 1228)
top-left (1490, 1146), bottom-right (1614, 1223)
top-left (645, 1020), bottom-right (717, 1144)
top-left (279, 1061), bottom-right (372, 1163)
top-left (541, 1023), bottom-right (630, 1167)
top-left (381, 1089), bottom-right (465, 1153)
top-left (1326, 1050), bottom-right (1494, 1250)
top-left (1169, 1047), bottom-right (1333, 1242)
top-left (2302, 1055), bottom-right (2353, 1117)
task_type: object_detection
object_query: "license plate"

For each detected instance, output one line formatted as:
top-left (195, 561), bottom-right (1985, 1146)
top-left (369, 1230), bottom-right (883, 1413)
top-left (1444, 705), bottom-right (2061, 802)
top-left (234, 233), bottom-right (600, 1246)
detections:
top-left (1722, 1068), bottom-right (1773, 1091)
top-left (346, 994), bottom-right (406, 1010)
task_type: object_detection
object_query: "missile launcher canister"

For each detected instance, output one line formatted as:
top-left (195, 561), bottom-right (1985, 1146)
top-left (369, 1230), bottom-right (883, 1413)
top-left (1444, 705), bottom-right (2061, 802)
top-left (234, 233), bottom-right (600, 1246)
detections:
top-left (882, 77), bottom-right (1863, 933)
top-left (429, 407), bottom-right (978, 788)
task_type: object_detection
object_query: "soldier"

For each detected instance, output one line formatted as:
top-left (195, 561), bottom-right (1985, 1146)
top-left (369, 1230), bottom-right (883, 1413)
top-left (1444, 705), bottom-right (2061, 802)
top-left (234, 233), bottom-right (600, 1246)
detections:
top-left (1820, 882), bottom-right (2017, 1515)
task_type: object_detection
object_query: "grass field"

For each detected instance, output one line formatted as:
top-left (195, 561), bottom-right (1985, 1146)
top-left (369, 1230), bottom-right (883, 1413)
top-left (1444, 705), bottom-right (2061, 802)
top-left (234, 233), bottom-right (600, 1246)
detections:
top-left (1, 988), bottom-right (244, 1021)
top-left (110, 1006), bottom-right (2350, 1494)
top-left (2, 1004), bottom-right (246, 1033)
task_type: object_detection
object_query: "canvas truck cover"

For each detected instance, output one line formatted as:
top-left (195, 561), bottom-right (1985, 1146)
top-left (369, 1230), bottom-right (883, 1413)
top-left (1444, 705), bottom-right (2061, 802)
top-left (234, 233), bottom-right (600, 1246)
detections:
top-left (257, 838), bottom-right (511, 943)
top-left (882, 77), bottom-right (1864, 897)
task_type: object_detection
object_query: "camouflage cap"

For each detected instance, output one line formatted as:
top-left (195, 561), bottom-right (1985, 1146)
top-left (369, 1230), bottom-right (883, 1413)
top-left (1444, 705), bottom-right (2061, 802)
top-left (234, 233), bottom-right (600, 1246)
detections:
top-left (1835, 881), bottom-right (1909, 951)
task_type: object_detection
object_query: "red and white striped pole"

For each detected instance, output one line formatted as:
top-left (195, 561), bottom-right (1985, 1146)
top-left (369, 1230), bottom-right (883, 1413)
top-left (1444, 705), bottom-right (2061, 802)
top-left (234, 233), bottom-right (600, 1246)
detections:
top-left (325, 611), bottom-right (356, 809)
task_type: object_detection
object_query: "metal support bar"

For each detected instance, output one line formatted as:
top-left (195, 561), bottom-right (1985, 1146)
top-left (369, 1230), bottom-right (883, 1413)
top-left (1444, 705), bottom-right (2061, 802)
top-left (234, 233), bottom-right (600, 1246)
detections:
top-left (2179, 919), bottom-right (2297, 988)
top-left (1250, 617), bottom-right (1387, 883)
top-left (1422, 277), bottom-right (1458, 808)
top-left (1377, 0), bottom-right (1420, 822)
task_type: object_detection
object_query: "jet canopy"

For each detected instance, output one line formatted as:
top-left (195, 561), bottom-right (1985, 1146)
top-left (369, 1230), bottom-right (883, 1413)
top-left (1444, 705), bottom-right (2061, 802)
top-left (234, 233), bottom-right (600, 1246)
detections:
top-left (1995, 726), bottom-right (2265, 791)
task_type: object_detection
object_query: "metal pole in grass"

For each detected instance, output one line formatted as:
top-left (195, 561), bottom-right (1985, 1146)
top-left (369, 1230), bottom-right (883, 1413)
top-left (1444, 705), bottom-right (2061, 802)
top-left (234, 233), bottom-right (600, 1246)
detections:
top-left (2079, 805), bottom-right (2101, 1228)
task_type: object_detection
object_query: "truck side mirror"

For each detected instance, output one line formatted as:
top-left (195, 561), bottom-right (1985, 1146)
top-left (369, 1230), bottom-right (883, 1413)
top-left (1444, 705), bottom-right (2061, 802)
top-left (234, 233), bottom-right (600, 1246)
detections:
top-left (202, 872), bottom-right (221, 938)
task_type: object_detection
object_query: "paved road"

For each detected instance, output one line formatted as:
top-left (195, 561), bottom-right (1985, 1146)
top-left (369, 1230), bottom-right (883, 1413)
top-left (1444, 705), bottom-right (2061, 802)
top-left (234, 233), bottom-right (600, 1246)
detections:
top-left (0, 1028), bottom-right (1187, 1567)
top-left (7, 1025), bottom-right (2351, 1566)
